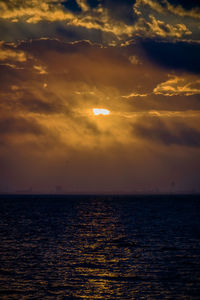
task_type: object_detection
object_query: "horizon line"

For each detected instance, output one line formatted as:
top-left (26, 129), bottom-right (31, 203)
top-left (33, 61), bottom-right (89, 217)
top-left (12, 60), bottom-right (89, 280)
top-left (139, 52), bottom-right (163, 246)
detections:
top-left (0, 193), bottom-right (199, 197)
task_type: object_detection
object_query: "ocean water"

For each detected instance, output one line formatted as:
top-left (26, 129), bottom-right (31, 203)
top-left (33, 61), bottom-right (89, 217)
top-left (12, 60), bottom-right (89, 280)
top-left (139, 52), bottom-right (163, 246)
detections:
top-left (0, 195), bottom-right (200, 299)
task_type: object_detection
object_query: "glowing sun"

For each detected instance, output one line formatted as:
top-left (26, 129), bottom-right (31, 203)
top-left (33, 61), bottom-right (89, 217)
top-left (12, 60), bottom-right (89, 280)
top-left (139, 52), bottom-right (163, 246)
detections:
top-left (93, 108), bottom-right (110, 116)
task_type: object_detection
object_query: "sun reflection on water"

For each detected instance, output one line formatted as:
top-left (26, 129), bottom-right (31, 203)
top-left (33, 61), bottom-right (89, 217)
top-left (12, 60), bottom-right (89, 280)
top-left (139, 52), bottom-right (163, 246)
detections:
top-left (70, 199), bottom-right (136, 299)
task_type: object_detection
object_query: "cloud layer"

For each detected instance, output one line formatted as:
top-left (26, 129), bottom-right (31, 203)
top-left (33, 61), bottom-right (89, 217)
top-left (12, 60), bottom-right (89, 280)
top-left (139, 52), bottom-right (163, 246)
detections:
top-left (0, 0), bottom-right (199, 193)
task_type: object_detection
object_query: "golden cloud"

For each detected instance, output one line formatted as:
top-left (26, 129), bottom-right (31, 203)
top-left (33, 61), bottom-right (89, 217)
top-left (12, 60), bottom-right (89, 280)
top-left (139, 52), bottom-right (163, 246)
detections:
top-left (133, 15), bottom-right (192, 39)
top-left (0, 42), bottom-right (27, 62)
top-left (76, 0), bottom-right (89, 12)
top-left (0, 39), bottom-right (200, 155)
top-left (122, 93), bottom-right (148, 98)
top-left (0, 0), bottom-right (199, 45)
top-left (153, 75), bottom-right (200, 96)
top-left (129, 55), bottom-right (141, 65)
top-left (134, 0), bottom-right (200, 19)
top-left (0, 0), bottom-right (134, 43)
top-left (33, 65), bottom-right (48, 74)
top-left (0, 0), bottom-right (74, 23)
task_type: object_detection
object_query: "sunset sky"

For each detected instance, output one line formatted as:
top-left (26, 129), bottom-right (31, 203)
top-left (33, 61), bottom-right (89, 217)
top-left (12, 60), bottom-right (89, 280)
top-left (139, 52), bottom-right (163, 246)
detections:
top-left (0, 0), bottom-right (200, 193)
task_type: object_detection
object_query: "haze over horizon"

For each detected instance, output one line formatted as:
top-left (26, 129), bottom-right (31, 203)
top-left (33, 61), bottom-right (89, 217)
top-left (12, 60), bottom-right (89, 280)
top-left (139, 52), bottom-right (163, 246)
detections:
top-left (0, 0), bottom-right (200, 194)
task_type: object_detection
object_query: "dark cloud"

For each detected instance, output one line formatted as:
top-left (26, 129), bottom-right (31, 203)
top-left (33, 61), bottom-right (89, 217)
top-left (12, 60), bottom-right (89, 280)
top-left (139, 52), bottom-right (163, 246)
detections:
top-left (1, 20), bottom-right (101, 44)
top-left (55, 24), bottom-right (105, 44)
top-left (124, 94), bottom-right (200, 112)
top-left (19, 94), bottom-right (63, 114)
top-left (0, 20), bottom-right (87, 43)
top-left (100, 0), bottom-right (136, 25)
top-left (0, 0), bottom-right (199, 47)
top-left (141, 40), bottom-right (200, 74)
top-left (18, 39), bottom-right (98, 55)
top-left (134, 116), bottom-right (200, 147)
top-left (0, 1), bottom-right (200, 193)
top-left (0, 0), bottom-right (25, 9)
top-left (0, 116), bottom-right (44, 136)
top-left (0, 65), bottom-right (20, 89)
top-left (3, 39), bottom-right (200, 112)
top-left (0, 20), bottom-right (55, 42)
top-left (0, 18), bottom-right (114, 45)
top-left (16, 39), bottom-right (131, 91)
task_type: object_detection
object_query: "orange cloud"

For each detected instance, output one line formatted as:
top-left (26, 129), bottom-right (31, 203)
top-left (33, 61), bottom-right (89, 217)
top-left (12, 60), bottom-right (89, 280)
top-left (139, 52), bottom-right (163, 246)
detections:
top-left (33, 65), bottom-right (48, 74)
top-left (0, 0), bottom-right (199, 45)
top-left (153, 75), bottom-right (200, 96)
top-left (134, 0), bottom-right (200, 19)
top-left (133, 15), bottom-right (192, 40)
top-left (0, 42), bottom-right (27, 62)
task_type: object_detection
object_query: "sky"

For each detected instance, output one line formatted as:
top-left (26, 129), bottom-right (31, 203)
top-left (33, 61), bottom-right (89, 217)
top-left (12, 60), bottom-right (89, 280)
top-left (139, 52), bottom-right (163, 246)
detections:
top-left (0, 0), bottom-right (200, 194)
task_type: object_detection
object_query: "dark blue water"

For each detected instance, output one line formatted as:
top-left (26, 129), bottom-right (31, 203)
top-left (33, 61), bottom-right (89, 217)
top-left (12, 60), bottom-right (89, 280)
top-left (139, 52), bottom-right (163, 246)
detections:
top-left (0, 195), bottom-right (200, 299)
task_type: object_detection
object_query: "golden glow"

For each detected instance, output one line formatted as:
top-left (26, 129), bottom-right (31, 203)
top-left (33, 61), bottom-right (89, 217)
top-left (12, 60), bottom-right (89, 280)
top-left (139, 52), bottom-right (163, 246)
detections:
top-left (93, 108), bottom-right (110, 116)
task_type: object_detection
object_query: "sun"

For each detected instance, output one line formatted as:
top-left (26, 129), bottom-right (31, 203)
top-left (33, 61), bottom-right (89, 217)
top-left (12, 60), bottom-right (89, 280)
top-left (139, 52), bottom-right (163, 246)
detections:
top-left (93, 108), bottom-right (110, 116)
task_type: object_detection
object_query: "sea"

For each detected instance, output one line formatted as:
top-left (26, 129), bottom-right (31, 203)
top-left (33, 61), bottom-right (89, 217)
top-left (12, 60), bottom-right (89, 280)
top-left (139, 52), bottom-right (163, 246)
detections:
top-left (0, 194), bottom-right (200, 299)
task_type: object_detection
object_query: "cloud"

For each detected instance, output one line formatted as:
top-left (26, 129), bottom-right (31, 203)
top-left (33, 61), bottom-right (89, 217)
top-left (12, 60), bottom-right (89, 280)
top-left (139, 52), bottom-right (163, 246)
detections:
top-left (132, 0), bottom-right (200, 43)
top-left (0, 115), bottom-right (44, 136)
top-left (0, 0), bottom-right (134, 43)
top-left (0, 38), bottom-right (199, 154)
top-left (122, 92), bottom-right (148, 98)
top-left (76, 0), bottom-right (89, 12)
top-left (33, 65), bottom-right (47, 74)
top-left (1, 38), bottom-right (199, 115)
top-left (0, 42), bottom-right (27, 62)
top-left (148, 16), bottom-right (191, 38)
top-left (19, 94), bottom-right (63, 114)
top-left (0, 0), bottom-right (199, 47)
top-left (153, 75), bottom-right (200, 96)
top-left (129, 55), bottom-right (140, 65)
top-left (16, 39), bottom-right (155, 94)
top-left (134, 0), bottom-right (200, 19)
top-left (141, 40), bottom-right (200, 74)
top-left (98, 0), bottom-right (136, 25)
top-left (0, 0), bottom-right (74, 23)
top-left (133, 15), bottom-right (192, 40)
top-left (133, 116), bottom-right (200, 147)
top-left (0, 3), bottom-right (200, 193)
top-left (65, 7), bottom-right (134, 40)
